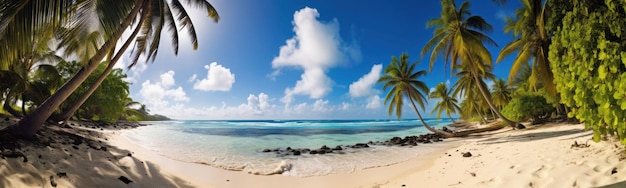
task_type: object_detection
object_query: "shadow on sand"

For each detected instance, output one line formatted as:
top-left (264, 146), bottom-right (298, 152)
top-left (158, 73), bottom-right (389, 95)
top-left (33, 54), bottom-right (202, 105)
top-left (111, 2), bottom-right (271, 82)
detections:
top-left (0, 122), bottom-right (194, 188)
top-left (474, 124), bottom-right (591, 145)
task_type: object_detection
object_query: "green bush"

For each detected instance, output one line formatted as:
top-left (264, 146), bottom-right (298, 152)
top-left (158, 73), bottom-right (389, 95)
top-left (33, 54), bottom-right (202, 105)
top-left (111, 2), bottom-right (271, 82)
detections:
top-left (549, 0), bottom-right (626, 144)
top-left (502, 94), bottom-right (554, 122)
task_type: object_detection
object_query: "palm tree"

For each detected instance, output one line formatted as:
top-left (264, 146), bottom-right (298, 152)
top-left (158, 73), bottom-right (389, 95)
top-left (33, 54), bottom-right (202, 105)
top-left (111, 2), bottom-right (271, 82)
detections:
top-left (421, 0), bottom-right (523, 128)
top-left (452, 67), bottom-right (494, 122)
top-left (378, 53), bottom-right (454, 137)
top-left (491, 78), bottom-right (512, 111)
top-left (429, 83), bottom-right (461, 123)
top-left (56, 0), bottom-right (220, 124)
top-left (1, 0), bottom-right (220, 138)
top-left (497, 0), bottom-right (554, 95)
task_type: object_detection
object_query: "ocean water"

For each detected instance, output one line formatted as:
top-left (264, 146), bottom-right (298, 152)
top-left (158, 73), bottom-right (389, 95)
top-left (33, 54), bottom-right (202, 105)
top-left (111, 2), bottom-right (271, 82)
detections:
top-left (120, 119), bottom-right (454, 177)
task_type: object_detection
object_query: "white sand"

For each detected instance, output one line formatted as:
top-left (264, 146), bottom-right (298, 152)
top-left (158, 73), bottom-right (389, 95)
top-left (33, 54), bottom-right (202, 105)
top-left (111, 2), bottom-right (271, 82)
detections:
top-left (3, 119), bottom-right (625, 188)
top-left (379, 123), bottom-right (626, 188)
top-left (109, 122), bottom-right (626, 188)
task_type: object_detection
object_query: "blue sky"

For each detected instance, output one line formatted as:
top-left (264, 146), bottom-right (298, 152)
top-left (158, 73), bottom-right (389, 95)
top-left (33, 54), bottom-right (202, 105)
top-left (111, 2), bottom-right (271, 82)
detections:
top-left (115, 0), bottom-right (522, 120)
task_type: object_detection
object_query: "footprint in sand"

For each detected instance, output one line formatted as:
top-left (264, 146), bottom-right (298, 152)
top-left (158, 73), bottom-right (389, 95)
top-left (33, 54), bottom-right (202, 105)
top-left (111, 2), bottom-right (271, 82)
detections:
top-left (533, 164), bottom-right (553, 178)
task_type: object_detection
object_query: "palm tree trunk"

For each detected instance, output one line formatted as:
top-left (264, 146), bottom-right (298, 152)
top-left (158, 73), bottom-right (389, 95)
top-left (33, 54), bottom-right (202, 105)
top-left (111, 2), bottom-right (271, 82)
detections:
top-left (3, 95), bottom-right (21, 117)
top-left (6, 0), bottom-right (145, 138)
top-left (407, 96), bottom-right (454, 138)
top-left (55, 12), bottom-right (145, 124)
top-left (446, 113), bottom-right (456, 124)
top-left (21, 93), bottom-right (26, 115)
top-left (472, 102), bottom-right (487, 123)
top-left (471, 70), bottom-right (521, 128)
top-left (447, 114), bottom-right (457, 124)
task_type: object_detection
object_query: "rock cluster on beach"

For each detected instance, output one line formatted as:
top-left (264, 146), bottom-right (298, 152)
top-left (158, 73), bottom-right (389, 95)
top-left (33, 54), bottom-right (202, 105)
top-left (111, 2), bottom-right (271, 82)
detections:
top-left (261, 129), bottom-right (449, 157)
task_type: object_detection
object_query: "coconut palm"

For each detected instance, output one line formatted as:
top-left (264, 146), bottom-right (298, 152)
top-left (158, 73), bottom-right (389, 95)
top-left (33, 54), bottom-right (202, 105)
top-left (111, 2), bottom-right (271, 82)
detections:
top-left (429, 83), bottom-right (461, 123)
top-left (1, 0), bottom-right (220, 138)
top-left (491, 78), bottom-right (512, 111)
top-left (56, 0), bottom-right (220, 124)
top-left (378, 53), bottom-right (454, 137)
top-left (497, 0), bottom-right (554, 95)
top-left (452, 67), bottom-right (494, 121)
top-left (421, 0), bottom-right (522, 128)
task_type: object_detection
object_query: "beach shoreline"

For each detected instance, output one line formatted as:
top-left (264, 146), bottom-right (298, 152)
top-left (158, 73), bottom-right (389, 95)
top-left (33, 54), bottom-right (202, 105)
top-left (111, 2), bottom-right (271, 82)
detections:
top-left (107, 124), bottom-right (461, 188)
top-left (2, 117), bottom-right (625, 188)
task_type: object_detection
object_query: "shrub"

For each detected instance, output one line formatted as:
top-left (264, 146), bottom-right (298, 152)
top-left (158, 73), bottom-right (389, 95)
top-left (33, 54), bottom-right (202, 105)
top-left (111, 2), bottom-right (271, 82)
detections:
top-left (502, 94), bottom-right (554, 122)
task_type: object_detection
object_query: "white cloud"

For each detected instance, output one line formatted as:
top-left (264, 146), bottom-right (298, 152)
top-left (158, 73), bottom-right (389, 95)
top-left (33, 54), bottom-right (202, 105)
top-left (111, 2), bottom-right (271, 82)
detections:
top-left (272, 7), bottom-right (360, 105)
top-left (160, 70), bottom-right (176, 88)
top-left (188, 74), bottom-right (197, 82)
top-left (349, 64), bottom-right (382, 98)
top-left (193, 62), bottom-right (236, 91)
top-left (341, 102), bottom-right (350, 110)
top-left (366, 95), bottom-right (382, 109)
top-left (139, 70), bottom-right (190, 107)
top-left (312, 99), bottom-right (330, 112)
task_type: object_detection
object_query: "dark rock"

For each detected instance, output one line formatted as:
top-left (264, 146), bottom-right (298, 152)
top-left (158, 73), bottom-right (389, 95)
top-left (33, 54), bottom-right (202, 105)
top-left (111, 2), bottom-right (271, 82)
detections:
top-left (286, 147), bottom-right (292, 151)
top-left (72, 145), bottom-right (79, 150)
top-left (118, 176), bottom-right (133, 184)
top-left (50, 176), bottom-right (57, 187)
top-left (320, 145), bottom-right (330, 150)
top-left (100, 146), bottom-right (107, 151)
top-left (0, 151), bottom-right (28, 162)
top-left (442, 126), bottom-right (452, 133)
top-left (611, 168), bottom-right (617, 174)
top-left (333, 146), bottom-right (342, 150)
top-left (354, 143), bottom-right (369, 148)
top-left (462, 152), bottom-right (472, 157)
top-left (57, 172), bottom-right (67, 178)
top-left (309, 150), bottom-right (318, 154)
top-left (317, 150), bottom-right (326, 154)
top-left (293, 150), bottom-right (301, 156)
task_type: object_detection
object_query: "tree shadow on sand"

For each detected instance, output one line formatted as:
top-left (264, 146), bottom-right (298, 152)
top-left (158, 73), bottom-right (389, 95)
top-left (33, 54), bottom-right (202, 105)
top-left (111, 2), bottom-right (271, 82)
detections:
top-left (0, 123), bottom-right (194, 188)
top-left (476, 125), bottom-right (590, 145)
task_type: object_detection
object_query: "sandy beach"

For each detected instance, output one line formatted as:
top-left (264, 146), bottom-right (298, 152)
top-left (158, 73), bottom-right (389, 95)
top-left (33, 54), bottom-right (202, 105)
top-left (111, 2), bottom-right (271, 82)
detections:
top-left (2, 118), bottom-right (625, 188)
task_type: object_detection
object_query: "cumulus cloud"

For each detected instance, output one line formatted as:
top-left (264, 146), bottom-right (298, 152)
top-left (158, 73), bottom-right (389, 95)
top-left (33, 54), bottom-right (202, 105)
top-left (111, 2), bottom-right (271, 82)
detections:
top-left (349, 64), bottom-right (382, 98)
top-left (312, 99), bottom-right (330, 112)
top-left (272, 7), bottom-right (361, 105)
top-left (366, 96), bottom-right (382, 109)
top-left (188, 74), bottom-right (197, 82)
top-left (193, 62), bottom-right (236, 91)
top-left (139, 71), bottom-right (190, 107)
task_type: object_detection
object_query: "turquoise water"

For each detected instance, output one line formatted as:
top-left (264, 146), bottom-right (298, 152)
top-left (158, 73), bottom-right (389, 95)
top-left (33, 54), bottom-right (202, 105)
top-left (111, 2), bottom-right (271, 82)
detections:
top-left (121, 119), bottom-right (454, 176)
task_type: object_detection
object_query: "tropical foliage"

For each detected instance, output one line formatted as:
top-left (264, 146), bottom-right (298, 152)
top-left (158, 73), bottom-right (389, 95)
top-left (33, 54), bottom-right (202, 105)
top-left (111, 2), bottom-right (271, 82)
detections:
top-left (429, 83), bottom-right (461, 123)
top-left (491, 78), bottom-right (512, 111)
top-left (497, 0), bottom-right (555, 95)
top-left (548, 0), bottom-right (626, 144)
top-left (502, 93), bottom-right (553, 122)
top-left (422, 0), bottom-right (521, 128)
top-left (0, 0), bottom-right (219, 138)
top-left (378, 53), bottom-right (453, 137)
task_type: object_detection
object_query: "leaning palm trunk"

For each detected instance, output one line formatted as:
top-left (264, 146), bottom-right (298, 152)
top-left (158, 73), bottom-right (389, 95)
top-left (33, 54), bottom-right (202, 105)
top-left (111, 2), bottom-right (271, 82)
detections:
top-left (410, 94), bottom-right (504, 137)
top-left (6, 0), bottom-right (144, 138)
top-left (408, 96), bottom-right (454, 138)
top-left (471, 70), bottom-right (522, 128)
top-left (447, 114), bottom-right (457, 124)
top-left (54, 13), bottom-right (145, 124)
